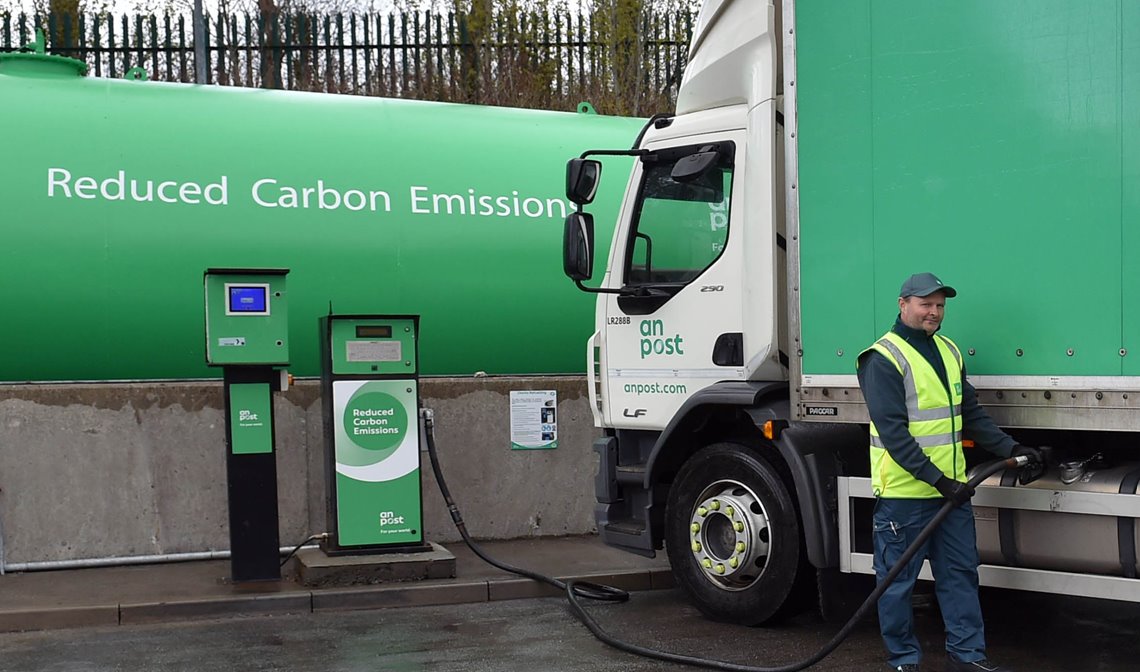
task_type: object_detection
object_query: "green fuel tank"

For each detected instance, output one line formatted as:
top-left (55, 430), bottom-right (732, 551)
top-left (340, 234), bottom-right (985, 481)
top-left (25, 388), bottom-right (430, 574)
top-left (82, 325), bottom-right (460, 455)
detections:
top-left (0, 49), bottom-right (641, 382)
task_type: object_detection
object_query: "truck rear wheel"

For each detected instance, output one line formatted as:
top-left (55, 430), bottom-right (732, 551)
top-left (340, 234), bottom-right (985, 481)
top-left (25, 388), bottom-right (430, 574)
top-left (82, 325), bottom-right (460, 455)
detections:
top-left (664, 442), bottom-right (805, 625)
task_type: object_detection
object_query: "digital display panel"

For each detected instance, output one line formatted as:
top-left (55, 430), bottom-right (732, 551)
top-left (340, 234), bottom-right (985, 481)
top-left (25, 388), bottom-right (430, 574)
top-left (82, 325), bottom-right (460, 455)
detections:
top-left (355, 325), bottom-right (392, 338)
top-left (228, 286), bottom-right (268, 314)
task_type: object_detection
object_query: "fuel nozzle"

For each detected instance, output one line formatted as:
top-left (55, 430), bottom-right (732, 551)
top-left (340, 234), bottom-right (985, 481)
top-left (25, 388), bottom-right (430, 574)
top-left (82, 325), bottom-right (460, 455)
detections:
top-left (1017, 445), bottom-right (1056, 485)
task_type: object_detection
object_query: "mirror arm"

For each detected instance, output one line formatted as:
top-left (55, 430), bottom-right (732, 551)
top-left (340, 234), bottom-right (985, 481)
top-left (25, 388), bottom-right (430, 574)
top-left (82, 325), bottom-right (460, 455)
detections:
top-left (574, 280), bottom-right (625, 295)
top-left (579, 148), bottom-right (650, 160)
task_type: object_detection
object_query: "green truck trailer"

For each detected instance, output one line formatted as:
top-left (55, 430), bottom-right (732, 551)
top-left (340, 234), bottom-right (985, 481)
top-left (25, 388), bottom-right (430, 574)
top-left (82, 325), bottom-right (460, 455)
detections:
top-left (564, 0), bottom-right (1140, 624)
top-left (0, 38), bottom-right (641, 382)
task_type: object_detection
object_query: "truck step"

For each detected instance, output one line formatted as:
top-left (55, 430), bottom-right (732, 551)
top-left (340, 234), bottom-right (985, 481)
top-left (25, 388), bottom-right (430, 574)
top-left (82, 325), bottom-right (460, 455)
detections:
top-left (601, 519), bottom-right (654, 557)
top-left (604, 520), bottom-right (647, 535)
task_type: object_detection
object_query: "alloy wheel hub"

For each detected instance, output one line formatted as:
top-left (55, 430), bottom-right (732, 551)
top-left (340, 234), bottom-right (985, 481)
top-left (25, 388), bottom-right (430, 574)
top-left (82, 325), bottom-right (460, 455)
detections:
top-left (687, 480), bottom-right (771, 590)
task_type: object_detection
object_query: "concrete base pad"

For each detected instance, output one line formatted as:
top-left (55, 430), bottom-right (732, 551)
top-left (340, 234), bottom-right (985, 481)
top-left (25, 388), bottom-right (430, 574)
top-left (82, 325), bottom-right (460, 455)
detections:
top-left (294, 543), bottom-right (456, 588)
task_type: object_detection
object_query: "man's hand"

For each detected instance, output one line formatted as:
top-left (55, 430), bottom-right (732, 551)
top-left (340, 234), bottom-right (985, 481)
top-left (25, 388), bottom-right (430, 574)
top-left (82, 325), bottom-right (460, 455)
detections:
top-left (934, 476), bottom-right (975, 506)
top-left (1013, 444), bottom-right (1049, 485)
top-left (1012, 444), bottom-right (1044, 466)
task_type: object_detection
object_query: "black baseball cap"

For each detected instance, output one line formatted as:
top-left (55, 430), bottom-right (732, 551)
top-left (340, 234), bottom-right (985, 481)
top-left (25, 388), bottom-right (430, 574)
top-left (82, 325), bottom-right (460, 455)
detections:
top-left (899, 272), bottom-right (957, 298)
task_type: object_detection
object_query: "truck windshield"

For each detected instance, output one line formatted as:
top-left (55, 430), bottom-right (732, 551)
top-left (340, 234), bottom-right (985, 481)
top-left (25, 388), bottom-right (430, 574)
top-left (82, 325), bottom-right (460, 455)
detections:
top-left (625, 150), bottom-right (733, 286)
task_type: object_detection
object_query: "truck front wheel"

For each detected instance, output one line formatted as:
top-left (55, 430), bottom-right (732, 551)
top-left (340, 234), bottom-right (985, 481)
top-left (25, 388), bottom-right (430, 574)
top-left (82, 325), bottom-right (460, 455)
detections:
top-left (664, 442), bottom-right (805, 625)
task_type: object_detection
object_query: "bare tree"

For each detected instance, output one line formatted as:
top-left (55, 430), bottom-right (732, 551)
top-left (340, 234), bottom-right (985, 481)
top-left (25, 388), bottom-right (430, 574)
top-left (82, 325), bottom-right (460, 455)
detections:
top-left (1, 0), bottom-right (694, 113)
top-left (47, 0), bottom-right (79, 51)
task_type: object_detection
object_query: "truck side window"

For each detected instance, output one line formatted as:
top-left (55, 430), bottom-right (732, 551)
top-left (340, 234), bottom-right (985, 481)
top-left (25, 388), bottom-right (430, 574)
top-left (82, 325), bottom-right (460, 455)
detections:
top-left (625, 151), bottom-right (732, 286)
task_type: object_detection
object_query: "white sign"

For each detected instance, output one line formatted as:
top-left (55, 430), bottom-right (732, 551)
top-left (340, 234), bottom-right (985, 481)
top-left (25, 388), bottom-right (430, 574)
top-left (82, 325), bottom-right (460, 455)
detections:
top-left (510, 390), bottom-right (558, 450)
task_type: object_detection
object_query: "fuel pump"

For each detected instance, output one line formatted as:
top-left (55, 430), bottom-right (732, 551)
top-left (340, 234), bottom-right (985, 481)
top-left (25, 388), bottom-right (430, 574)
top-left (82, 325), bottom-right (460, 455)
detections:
top-left (319, 314), bottom-right (430, 554)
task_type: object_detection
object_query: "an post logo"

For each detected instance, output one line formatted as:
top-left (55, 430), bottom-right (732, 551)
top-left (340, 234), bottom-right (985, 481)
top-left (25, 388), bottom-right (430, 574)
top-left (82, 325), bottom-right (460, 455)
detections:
top-left (237, 409), bottom-right (263, 427)
top-left (379, 511), bottom-right (406, 526)
top-left (640, 319), bottom-right (685, 359)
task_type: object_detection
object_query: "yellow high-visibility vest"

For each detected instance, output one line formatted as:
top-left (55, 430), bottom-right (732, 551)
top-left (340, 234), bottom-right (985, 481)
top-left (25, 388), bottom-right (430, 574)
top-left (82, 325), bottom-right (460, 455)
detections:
top-left (860, 331), bottom-right (965, 498)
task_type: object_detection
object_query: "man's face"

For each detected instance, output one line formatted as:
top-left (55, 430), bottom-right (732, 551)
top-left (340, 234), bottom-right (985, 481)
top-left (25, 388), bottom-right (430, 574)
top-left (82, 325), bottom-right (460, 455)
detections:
top-left (898, 291), bottom-right (946, 335)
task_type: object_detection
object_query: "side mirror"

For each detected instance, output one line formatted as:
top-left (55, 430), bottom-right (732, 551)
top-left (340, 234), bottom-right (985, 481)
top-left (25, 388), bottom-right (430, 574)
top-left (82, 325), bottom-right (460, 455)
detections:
top-left (566, 159), bottom-right (601, 205)
top-left (671, 148), bottom-right (719, 183)
top-left (563, 212), bottom-right (595, 281)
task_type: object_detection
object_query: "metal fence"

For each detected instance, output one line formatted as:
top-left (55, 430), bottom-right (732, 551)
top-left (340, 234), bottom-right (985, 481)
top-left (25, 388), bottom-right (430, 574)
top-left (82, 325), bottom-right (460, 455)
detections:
top-left (0, 9), bottom-right (693, 114)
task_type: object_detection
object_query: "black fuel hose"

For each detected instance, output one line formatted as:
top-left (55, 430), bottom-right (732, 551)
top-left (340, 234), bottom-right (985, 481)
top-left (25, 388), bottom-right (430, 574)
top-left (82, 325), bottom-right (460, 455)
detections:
top-left (422, 409), bottom-right (628, 604)
top-left (423, 407), bottom-right (1027, 671)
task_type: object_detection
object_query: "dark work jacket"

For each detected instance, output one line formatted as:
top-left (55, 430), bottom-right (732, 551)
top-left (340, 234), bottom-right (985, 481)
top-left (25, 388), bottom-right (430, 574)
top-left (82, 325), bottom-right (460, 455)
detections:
top-left (856, 317), bottom-right (1016, 487)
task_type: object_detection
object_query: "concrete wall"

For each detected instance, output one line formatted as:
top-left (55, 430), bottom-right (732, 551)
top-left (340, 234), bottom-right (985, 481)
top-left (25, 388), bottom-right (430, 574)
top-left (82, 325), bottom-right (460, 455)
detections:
top-left (0, 377), bottom-right (600, 564)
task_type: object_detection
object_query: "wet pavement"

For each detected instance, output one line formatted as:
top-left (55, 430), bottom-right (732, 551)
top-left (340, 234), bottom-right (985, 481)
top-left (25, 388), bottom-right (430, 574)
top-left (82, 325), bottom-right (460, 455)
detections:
top-left (0, 537), bottom-right (673, 632)
top-left (1, 583), bottom-right (1138, 671)
top-left (0, 535), bottom-right (1137, 671)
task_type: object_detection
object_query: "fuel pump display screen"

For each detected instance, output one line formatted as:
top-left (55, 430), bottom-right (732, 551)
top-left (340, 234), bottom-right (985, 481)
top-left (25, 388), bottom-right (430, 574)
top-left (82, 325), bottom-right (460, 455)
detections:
top-left (355, 325), bottom-right (392, 338)
top-left (226, 285), bottom-right (269, 314)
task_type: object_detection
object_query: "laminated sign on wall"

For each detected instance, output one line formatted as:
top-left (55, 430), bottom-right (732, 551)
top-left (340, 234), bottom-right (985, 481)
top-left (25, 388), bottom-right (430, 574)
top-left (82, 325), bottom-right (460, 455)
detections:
top-left (510, 390), bottom-right (557, 450)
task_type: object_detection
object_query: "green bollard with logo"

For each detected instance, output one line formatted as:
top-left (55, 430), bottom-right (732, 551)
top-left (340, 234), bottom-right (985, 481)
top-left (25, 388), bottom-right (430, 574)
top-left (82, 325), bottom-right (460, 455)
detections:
top-left (320, 315), bottom-right (430, 554)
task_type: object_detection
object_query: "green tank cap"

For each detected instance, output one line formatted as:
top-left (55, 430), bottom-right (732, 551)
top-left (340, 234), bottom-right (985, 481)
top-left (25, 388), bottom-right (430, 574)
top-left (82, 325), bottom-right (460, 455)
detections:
top-left (0, 29), bottom-right (88, 78)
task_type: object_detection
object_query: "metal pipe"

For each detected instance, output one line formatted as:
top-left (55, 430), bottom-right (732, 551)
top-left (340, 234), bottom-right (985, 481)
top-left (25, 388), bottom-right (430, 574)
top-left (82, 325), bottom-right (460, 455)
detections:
top-left (2, 544), bottom-right (318, 573)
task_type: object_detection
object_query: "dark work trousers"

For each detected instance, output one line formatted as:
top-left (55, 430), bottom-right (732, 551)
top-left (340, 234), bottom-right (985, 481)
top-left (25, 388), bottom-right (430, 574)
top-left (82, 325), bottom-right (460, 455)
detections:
top-left (872, 497), bottom-right (986, 668)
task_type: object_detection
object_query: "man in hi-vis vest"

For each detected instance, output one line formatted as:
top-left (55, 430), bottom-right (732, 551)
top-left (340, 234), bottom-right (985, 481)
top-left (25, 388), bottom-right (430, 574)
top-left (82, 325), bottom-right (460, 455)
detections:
top-left (857, 272), bottom-right (1041, 672)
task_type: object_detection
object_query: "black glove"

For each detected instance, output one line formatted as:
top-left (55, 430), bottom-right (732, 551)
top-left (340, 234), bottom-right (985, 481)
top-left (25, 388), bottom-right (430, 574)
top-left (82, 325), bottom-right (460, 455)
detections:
top-left (934, 476), bottom-right (975, 506)
top-left (1011, 444), bottom-right (1044, 466)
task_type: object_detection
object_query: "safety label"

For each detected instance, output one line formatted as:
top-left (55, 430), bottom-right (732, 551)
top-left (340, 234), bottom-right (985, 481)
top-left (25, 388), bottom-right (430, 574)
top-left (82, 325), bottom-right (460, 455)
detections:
top-left (509, 390), bottom-right (558, 450)
top-left (346, 340), bottom-right (401, 362)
